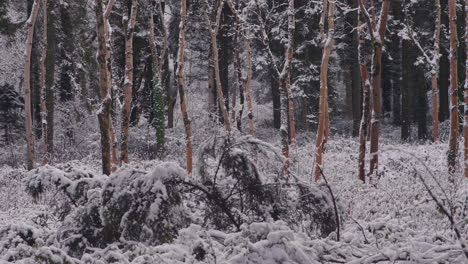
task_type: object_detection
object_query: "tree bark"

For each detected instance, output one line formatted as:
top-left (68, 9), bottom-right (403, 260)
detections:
top-left (254, 0), bottom-right (295, 171)
top-left (104, 0), bottom-right (117, 172)
top-left (177, 0), bottom-right (193, 173)
top-left (432, 0), bottom-right (441, 141)
top-left (245, 38), bottom-right (254, 136)
top-left (226, 0), bottom-right (254, 135)
top-left (120, 0), bottom-right (139, 164)
top-left (368, 0), bottom-right (390, 175)
top-left (95, 0), bottom-right (112, 175)
top-left (40, 0), bottom-right (48, 165)
top-left (24, 0), bottom-right (41, 171)
top-left (203, 0), bottom-right (231, 132)
top-left (448, 0), bottom-right (459, 172)
top-left (149, 1), bottom-right (166, 154)
top-left (232, 30), bottom-right (241, 128)
top-left (440, 0), bottom-right (450, 123)
top-left (401, 38), bottom-right (413, 141)
top-left (464, 0), bottom-right (468, 177)
top-left (314, 0), bottom-right (335, 181)
top-left (351, 0), bottom-right (362, 137)
top-left (357, 0), bottom-right (370, 182)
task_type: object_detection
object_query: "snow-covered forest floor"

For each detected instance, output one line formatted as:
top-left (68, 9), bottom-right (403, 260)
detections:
top-left (1, 112), bottom-right (467, 263)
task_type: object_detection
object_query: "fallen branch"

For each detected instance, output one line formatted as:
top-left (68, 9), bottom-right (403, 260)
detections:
top-left (319, 167), bottom-right (340, 241)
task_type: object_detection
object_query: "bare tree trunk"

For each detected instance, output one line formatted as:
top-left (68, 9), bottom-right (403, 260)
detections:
top-left (203, 0), bottom-right (231, 132)
top-left (448, 0), bottom-right (459, 172)
top-left (95, 0), bottom-right (112, 175)
top-left (368, 0), bottom-right (390, 175)
top-left (104, 0), bottom-right (117, 172)
top-left (433, 0), bottom-right (441, 142)
top-left (24, 0), bottom-right (41, 171)
top-left (120, 0), bottom-right (139, 164)
top-left (254, 0), bottom-right (295, 171)
top-left (40, 0), bottom-right (48, 165)
top-left (314, 0), bottom-right (335, 181)
top-left (149, 1), bottom-right (166, 154)
top-left (245, 38), bottom-right (254, 136)
top-left (357, 0), bottom-right (370, 182)
top-left (232, 30), bottom-right (242, 129)
top-left (226, 0), bottom-right (254, 135)
top-left (464, 0), bottom-right (468, 177)
top-left (278, 0), bottom-right (295, 172)
top-left (177, 0), bottom-right (193, 173)
top-left (232, 36), bottom-right (239, 124)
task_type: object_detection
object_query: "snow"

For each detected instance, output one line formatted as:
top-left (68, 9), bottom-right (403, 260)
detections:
top-left (1, 126), bottom-right (466, 263)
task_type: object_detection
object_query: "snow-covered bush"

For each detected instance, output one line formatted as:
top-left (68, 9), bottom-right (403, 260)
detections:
top-left (100, 163), bottom-right (190, 245)
top-left (22, 162), bottom-right (191, 258)
top-left (25, 165), bottom-right (106, 206)
top-left (194, 134), bottom-right (337, 237)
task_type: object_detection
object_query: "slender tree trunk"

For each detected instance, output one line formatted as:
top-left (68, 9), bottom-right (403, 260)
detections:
top-left (440, 0), bottom-right (450, 123)
top-left (351, 0), bottom-right (362, 137)
top-left (232, 33), bottom-right (239, 124)
top-left (24, 0), bottom-right (41, 171)
top-left (245, 38), bottom-right (254, 136)
top-left (177, 0), bottom-right (193, 173)
top-left (368, 0), bottom-right (390, 175)
top-left (464, 0), bottom-right (468, 177)
top-left (204, 0), bottom-right (231, 132)
top-left (271, 71), bottom-right (281, 129)
top-left (232, 30), bottom-right (242, 129)
top-left (45, 0), bottom-right (55, 156)
top-left (401, 38), bottom-right (413, 141)
top-left (149, 3), bottom-right (165, 154)
top-left (40, 0), bottom-right (48, 165)
top-left (314, 0), bottom-right (335, 181)
top-left (357, 0), bottom-right (369, 182)
top-left (120, 0), bottom-right (139, 164)
top-left (208, 52), bottom-right (217, 117)
top-left (448, 0), bottom-right (459, 172)
top-left (104, 0), bottom-right (117, 171)
top-left (226, 0), bottom-right (254, 135)
top-left (95, 0), bottom-right (112, 175)
top-left (433, 0), bottom-right (441, 142)
top-left (254, 0), bottom-right (294, 170)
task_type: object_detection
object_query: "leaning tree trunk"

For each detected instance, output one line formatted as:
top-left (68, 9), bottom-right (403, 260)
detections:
top-left (120, 0), bottom-right (139, 164)
top-left (357, 0), bottom-right (370, 182)
top-left (314, 0), bottom-right (335, 181)
top-left (464, 0), bottom-right (468, 177)
top-left (432, 0), bottom-right (441, 142)
top-left (368, 0), bottom-right (390, 175)
top-left (448, 0), bottom-right (459, 172)
top-left (40, 0), bottom-right (48, 165)
top-left (24, 0), bottom-right (41, 171)
top-left (177, 0), bottom-right (193, 173)
top-left (95, 0), bottom-right (112, 175)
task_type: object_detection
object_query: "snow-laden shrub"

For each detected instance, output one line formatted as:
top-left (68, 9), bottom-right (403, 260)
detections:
top-left (25, 165), bottom-right (106, 206)
top-left (0, 224), bottom-right (80, 263)
top-left (224, 221), bottom-right (321, 264)
top-left (100, 162), bottom-right (190, 245)
top-left (23, 162), bottom-right (191, 258)
top-left (57, 188), bottom-right (104, 258)
top-left (195, 134), bottom-right (337, 237)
